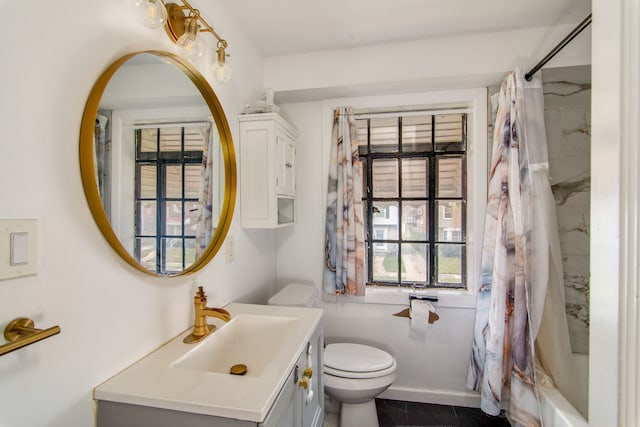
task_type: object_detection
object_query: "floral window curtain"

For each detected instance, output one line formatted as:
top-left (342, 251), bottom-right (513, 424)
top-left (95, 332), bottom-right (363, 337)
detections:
top-left (94, 112), bottom-right (112, 220)
top-left (323, 107), bottom-right (366, 296)
top-left (467, 70), bottom-right (545, 426)
top-left (196, 123), bottom-right (214, 257)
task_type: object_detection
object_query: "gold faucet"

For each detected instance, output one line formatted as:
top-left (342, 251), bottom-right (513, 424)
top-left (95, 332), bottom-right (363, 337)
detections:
top-left (183, 286), bottom-right (231, 344)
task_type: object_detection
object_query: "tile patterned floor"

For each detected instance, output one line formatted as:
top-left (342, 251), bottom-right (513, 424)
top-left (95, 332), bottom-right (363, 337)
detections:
top-left (375, 399), bottom-right (512, 427)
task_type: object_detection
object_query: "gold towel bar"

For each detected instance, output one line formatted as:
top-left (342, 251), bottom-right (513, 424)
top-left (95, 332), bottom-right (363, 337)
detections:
top-left (0, 317), bottom-right (61, 357)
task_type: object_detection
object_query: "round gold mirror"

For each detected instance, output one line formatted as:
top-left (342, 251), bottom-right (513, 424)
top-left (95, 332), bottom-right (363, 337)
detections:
top-left (79, 51), bottom-right (236, 277)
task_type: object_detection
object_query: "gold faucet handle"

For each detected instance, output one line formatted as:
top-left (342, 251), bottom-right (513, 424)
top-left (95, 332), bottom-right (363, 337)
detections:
top-left (196, 286), bottom-right (207, 302)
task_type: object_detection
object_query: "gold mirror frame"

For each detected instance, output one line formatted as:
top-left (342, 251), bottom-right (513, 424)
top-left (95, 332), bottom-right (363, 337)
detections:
top-left (79, 50), bottom-right (236, 277)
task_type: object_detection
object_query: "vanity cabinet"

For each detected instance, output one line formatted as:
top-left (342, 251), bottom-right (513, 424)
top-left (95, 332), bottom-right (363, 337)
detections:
top-left (95, 316), bottom-right (323, 427)
top-left (261, 327), bottom-right (324, 427)
top-left (239, 113), bottom-right (298, 228)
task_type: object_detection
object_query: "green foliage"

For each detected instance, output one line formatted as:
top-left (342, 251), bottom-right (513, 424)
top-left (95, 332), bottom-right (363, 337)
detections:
top-left (383, 254), bottom-right (406, 272)
top-left (438, 256), bottom-right (461, 274)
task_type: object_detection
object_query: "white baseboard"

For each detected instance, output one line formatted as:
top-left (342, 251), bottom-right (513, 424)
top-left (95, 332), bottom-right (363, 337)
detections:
top-left (378, 385), bottom-right (481, 408)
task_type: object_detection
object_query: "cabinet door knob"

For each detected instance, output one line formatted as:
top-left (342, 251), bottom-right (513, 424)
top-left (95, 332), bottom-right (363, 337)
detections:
top-left (303, 367), bottom-right (313, 378)
top-left (298, 376), bottom-right (309, 389)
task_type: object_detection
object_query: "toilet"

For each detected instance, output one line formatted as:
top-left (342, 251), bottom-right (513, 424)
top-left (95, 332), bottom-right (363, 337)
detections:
top-left (268, 284), bottom-right (397, 427)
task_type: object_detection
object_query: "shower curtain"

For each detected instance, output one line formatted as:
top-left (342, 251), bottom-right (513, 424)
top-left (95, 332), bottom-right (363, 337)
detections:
top-left (323, 107), bottom-right (366, 296)
top-left (467, 69), bottom-right (566, 426)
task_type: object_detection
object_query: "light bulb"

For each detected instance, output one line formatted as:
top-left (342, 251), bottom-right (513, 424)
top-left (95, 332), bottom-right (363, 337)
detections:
top-left (176, 18), bottom-right (205, 62)
top-left (213, 46), bottom-right (232, 83)
top-left (176, 36), bottom-right (205, 61)
top-left (213, 62), bottom-right (232, 83)
top-left (131, 0), bottom-right (167, 29)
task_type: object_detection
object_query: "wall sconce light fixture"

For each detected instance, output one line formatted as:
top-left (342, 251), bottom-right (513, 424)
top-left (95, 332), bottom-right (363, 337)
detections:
top-left (131, 0), bottom-right (232, 83)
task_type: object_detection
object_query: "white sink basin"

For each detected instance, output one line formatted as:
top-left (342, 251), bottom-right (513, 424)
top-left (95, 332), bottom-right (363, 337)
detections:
top-left (94, 303), bottom-right (322, 422)
top-left (172, 314), bottom-right (299, 376)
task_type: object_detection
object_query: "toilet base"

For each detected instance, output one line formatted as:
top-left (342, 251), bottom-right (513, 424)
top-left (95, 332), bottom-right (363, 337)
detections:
top-left (340, 400), bottom-right (379, 427)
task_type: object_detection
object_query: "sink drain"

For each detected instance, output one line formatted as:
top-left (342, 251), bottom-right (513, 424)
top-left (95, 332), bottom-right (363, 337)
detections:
top-left (229, 364), bottom-right (248, 375)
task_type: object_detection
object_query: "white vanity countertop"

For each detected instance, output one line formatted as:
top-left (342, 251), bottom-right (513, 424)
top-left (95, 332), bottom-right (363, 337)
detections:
top-left (94, 303), bottom-right (323, 422)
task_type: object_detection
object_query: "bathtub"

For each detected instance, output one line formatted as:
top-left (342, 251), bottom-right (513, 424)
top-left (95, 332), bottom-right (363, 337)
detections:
top-left (538, 353), bottom-right (588, 427)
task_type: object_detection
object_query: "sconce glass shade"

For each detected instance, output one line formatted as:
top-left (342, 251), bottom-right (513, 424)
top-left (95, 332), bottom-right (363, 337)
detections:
top-left (176, 18), bottom-right (205, 62)
top-left (213, 61), bottom-right (233, 83)
top-left (213, 46), bottom-right (232, 83)
top-left (131, 0), bottom-right (167, 29)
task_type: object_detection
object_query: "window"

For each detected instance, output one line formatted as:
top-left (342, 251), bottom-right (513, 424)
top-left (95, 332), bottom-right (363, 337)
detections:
top-left (134, 125), bottom-right (204, 274)
top-left (357, 111), bottom-right (467, 288)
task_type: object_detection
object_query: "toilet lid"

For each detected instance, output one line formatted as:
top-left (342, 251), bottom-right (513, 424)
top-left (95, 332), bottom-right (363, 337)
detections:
top-left (324, 343), bottom-right (394, 373)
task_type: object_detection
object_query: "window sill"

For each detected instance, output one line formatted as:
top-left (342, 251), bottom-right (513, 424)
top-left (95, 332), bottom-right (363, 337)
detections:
top-left (363, 286), bottom-right (476, 309)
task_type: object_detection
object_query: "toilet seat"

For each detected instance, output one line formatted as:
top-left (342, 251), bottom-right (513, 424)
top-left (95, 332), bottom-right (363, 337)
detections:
top-left (324, 343), bottom-right (396, 379)
top-left (324, 360), bottom-right (397, 379)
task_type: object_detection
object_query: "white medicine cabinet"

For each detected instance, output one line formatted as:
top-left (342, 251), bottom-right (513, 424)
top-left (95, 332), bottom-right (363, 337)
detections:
top-left (239, 113), bottom-right (298, 228)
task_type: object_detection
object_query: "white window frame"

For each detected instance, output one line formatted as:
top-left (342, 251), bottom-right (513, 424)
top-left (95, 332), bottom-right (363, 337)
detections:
top-left (321, 88), bottom-right (487, 307)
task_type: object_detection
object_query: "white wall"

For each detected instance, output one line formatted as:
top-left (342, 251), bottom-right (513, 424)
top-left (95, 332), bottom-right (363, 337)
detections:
top-left (265, 24), bottom-right (591, 103)
top-left (589, 0), bottom-right (640, 425)
top-left (0, 1), bottom-right (275, 426)
top-left (274, 24), bottom-right (592, 407)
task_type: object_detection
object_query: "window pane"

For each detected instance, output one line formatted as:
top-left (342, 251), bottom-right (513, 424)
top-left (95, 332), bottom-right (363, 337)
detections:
top-left (137, 237), bottom-right (156, 270)
top-left (164, 238), bottom-right (183, 272)
top-left (139, 165), bottom-right (156, 198)
top-left (137, 201), bottom-right (156, 235)
top-left (356, 119), bottom-right (368, 154)
top-left (184, 201), bottom-right (200, 236)
top-left (400, 243), bottom-right (428, 283)
top-left (402, 201), bottom-right (427, 240)
top-left (184, 164), bottom-right (201, 199)
top-left (435, 114), bottom-right (464, 151)
top-left (372, 201), bottom-right (398, 242)
top-left (402, 115), bottom-right (432, 152)
top-left (159, 127), bottom-right (182, 152)
top-left (166, 166), bottom-right (182, 198)
top-left (370, 117), bottom-right (398, 153)
top-left (184, 128), bottom-right (205, 151)
top-left (372, 243), bottom-right (399, 282)
top-left (165, 201), bottom-right (183, 235)
top-left (401, 158), bottom-right (428, 197)
top-left (184, 238), bottom-right (197, 268)
top-left (437, 200), bottom-right (463, 242)
top-left (372, 159), bottom-right (398, 198)
top-left (139, 129), bottom-right (158, 153)
top-left (437, 157), bottom-right (463, 197)
top-left (436, 244), bottom-right (463, 284)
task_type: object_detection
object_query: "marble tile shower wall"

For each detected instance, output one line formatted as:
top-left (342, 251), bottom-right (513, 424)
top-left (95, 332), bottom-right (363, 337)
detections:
top-left (544, 66), bottom-right (591, 354)
top-left (487, 65), bottom-right (591, 354)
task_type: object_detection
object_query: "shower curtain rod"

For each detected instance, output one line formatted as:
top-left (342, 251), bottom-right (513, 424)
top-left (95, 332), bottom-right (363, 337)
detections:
top-left (524, 13), bottom-right (592, 81)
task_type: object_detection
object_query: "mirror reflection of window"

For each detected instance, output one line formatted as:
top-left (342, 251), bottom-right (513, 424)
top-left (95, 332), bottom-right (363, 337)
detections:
top-left (133, 123), bottom-right (209, 274)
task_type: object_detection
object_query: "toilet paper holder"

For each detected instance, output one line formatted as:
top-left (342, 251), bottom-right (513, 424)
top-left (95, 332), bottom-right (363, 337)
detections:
top-left (392, 295), bottom-right (439, 320)
top-left (409, 295), bottom-right (438, 303)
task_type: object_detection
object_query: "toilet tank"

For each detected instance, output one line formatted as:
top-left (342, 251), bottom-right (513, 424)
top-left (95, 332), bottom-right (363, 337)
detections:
top-left (268, 283), bottom-right (317, 307)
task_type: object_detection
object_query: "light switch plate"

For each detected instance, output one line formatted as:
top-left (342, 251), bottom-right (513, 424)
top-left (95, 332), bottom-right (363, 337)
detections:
top-left (0, 219), bottom-right (38, 280)
top-left (10, 232), bottom-right (29, 265)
